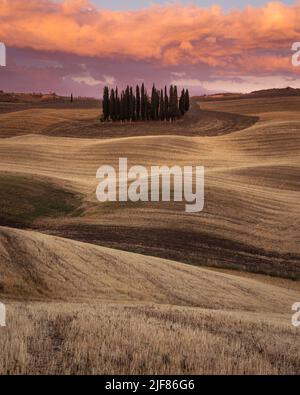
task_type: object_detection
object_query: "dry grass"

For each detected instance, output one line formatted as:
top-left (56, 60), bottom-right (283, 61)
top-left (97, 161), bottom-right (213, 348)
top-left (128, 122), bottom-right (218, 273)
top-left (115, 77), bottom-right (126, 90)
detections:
top-left (0, 101), bottom-right (256, 139)
top-left (0, 95), bottom-right (300, 374)
top-left (1, 227), bottom-right (298, 311)
top-left (1, 302), bottom-right (299, 375)
top-left (200, 96), bottom-right (300, 115)
top-left (0, 227), bottom-right (299, 374)
top-left (0, 97), bottom-right (299, 277)
top-left (0, 108), bottom-right (100, 138)
top-left (0, 173), bottom-right (82, 227)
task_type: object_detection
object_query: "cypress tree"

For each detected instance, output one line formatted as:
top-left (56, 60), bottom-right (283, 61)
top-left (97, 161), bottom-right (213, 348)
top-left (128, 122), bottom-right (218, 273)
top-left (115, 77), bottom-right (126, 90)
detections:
top-left (151, 84), bottom-right (156, 120)
top-left (129, 87), bottom-right (134, 121)
top-left (144, 91), bottom-right (148, 121)
top-left (120, 92), bottom-right (124, 122)
top-left (103, 86), bottom-right (110, 121)
top-left (174, 85), bottom-right (179, 119)
top-left (169, 85), bottom-right (174, 121)
top-left (115, 87), bottom-right (120, 121)
top-left (125, 86), bottom-right (130, 121)
top-left (109, 88), bottom-right (115, 121)
top-left (159, 89), bottom-right (165, 121)
top-left (164, 86), bottom-right (169, 122)
top-left (155, 88), bottom-right (160, 120)
top-left (146, 93), bottom-right (151, 121)
top-left (185, 89), bottom-right (190, 112)
top-left (179, 88), bottom-right (185, 116)
top-left (136, 85), bottom-right (141, 121)
top-left (132, 93), bottom-right (136, 121)
top-left (141, 83), bottom-right (146, 121)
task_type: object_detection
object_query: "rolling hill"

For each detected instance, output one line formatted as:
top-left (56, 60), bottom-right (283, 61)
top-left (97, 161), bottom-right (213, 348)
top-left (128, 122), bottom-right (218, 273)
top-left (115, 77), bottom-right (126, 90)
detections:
top-left (0, 226), bottom-right (299, 375)
top-left (0, 92), bottom-right (299, 374)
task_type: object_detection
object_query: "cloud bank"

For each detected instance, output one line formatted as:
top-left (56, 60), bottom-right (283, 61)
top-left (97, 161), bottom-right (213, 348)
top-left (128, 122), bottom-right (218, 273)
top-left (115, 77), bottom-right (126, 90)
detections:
top-left (1, 0), bottom-right (300, 76)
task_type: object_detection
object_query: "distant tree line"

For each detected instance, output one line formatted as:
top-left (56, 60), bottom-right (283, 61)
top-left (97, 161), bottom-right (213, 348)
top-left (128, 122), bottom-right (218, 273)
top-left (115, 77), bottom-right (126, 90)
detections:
top-left (101, 84), bottom-right (190, 122)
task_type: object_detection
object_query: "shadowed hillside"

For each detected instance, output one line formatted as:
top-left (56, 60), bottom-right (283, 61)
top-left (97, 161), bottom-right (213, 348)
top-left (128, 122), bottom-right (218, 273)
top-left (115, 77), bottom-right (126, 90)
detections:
top-left (1, 226), bottom-right (298, 310)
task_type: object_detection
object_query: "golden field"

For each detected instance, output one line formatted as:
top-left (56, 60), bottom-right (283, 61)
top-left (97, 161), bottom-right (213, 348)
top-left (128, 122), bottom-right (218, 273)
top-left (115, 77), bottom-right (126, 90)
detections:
top-left (0, 94), bottom-right (299, 374)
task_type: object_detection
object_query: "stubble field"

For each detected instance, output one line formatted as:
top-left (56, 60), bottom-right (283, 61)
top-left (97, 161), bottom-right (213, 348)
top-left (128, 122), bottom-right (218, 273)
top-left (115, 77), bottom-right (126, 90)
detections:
top-left (0, 94), bottom-right (299, 374)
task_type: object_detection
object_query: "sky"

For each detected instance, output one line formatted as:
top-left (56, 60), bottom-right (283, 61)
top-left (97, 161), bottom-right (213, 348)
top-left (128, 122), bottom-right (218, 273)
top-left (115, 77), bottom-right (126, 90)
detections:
top-left (92, 0), bottom-right (295, 11)
top-left (0, 0), bottom-right (300, 97)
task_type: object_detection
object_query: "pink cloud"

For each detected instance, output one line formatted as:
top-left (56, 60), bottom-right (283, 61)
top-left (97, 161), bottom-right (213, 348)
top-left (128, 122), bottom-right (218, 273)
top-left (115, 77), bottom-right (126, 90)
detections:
top-left (0, 0), bottom-right (300, 76)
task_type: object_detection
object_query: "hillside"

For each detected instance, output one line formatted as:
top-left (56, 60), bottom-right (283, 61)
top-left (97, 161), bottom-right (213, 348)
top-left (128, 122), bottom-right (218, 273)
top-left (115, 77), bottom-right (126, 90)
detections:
top-left (198, 87), bottom-right (300, 102)
top-left (0, 226), bottom-right (299, 375)
top-left (0, 92), bottom-right (299, 374)
top-left (1, 226), bottom-right (298, 311)
top-left (0, 96), bottom-right (299, 278)
top-left (0, 91), bottom-right (100, 114)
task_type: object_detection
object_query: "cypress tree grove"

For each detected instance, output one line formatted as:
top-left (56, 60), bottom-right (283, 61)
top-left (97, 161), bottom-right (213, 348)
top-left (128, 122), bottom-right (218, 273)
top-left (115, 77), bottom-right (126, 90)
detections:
top-left (101, 83), bottom-right (190, 123)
